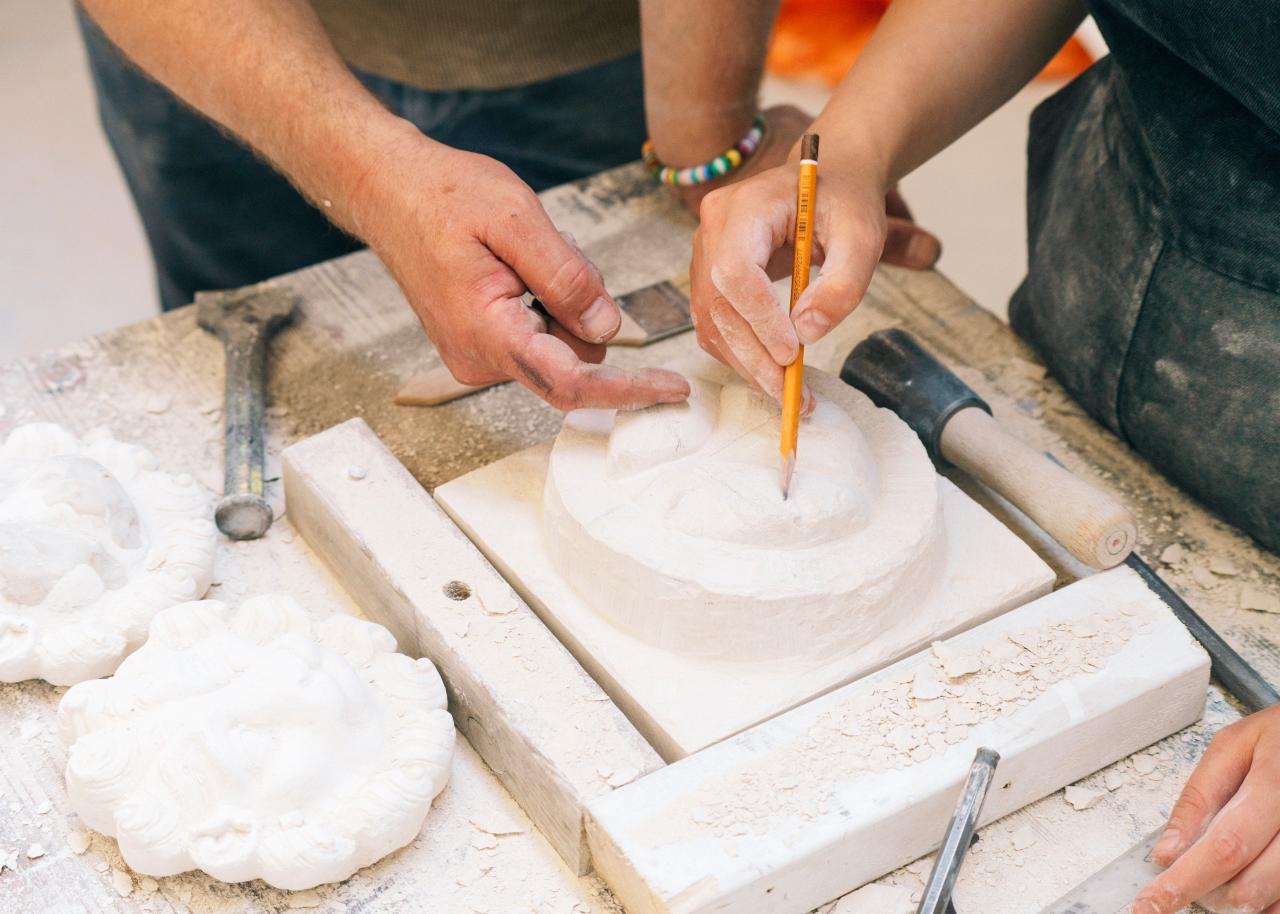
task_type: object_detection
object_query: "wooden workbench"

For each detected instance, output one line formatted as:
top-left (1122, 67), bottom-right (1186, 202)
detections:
top-left (1, 164), bottom-right (1275, 914)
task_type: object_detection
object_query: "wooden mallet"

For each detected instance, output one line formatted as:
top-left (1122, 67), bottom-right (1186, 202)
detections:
top-left (841, 329), bottom-right (1137, 569)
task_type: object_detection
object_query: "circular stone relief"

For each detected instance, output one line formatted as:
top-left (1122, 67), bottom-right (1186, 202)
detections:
top-left (543, 358), bottom-right (944, 663)
top-left (58, 595), bottom-right (456, 890)
top-left (0, 423), bottom-right (218, 685)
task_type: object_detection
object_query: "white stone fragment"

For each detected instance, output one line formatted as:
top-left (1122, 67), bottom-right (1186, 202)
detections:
top-left (66, 830), bottom-right (91, 854)
top-left (287, 889), bottom-right (322, 908)
top-left (1010, 825), bottom-right (1038, 851)
top-left (932, 641), bottom-right (981, 679)
top-left (1190, 565), bottom-right (1218, 589)
top-left (1208, 557), bottom-right (1239, 577)
top-left (144, 392), bottom-right (173, 414)
top-left (469, 814), bottom-right (524, 837)
top-left (346, 464), bottom-right (367, 481)
top-left (1064, 785), bottom-right (1105, 811)
top-left (1241, 586), bottom-right (1280, 614)
top-left (911, 671), bottom-right (945, 701)
top-left (1159, 544), bottom-right (1185, 565)
top-left (1132, 754), bottom-right (1159, 776)
top-left (57, 595), bottom-right (456, 889)
top-left (607, 767), bottom-right (640, 788)
top-left (833, 882), bottom-right (916, 914)
top-left (25, 843), bottom-right (44, 859)
top-left (1104, 769), bottom-right (1127, 792)
top-left (111, 868), bottom-right (134, 897)
top-left (137, 875), bottom-right (158, 893)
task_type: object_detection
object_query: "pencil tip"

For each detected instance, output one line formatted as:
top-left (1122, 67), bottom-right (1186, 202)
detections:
top-left (780, 453), bottom-right (795, 499)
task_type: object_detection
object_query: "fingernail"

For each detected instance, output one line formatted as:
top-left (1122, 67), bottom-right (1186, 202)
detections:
top-left (909, 233), bottom-right (940, 267)
top-left (581, 296), bottom-right (620, 343)
top-left (1152, 829), bottom-right (1180, 865)
top-left (1131, 897), bottom-right (1160, 914)
top-left (795, 311), bottom-right (831, 345)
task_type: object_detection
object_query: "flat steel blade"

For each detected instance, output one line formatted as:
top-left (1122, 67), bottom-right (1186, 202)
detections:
top-left (1038, 828), bottom-right (1164, 914)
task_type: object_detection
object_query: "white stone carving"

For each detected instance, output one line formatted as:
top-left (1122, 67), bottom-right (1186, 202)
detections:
top-left (0, 423), bottom-right (217, 685)
top-left (543, 358), bottom-right (943, 662)
top-left (58, 596), bottom-right (456, 890)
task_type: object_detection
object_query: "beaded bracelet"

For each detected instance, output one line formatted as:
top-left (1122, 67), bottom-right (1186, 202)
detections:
top-left (642, 114), bottom-right (766, 187)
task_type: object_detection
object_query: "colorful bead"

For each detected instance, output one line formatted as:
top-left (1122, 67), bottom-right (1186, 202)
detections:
top-left (641, 114), bottom-right (766, 187)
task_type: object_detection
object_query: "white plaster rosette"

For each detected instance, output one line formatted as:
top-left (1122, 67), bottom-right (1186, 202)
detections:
top-left (0, 422), bottom-right (217, 685)
top-left (543, 358), bottom-right (944, 662)
top-left (58, 595), bottom-right (456, 890)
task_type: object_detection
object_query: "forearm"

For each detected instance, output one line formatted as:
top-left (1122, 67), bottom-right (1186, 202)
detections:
top-left (812, 0), bottom-right (1086, 182)
top-left (79, 0), bottom-right (424, 246)
top-left (640, 0), bottom-right (779, 165)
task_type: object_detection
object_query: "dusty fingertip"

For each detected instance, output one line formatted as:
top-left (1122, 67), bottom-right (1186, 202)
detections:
top-left (646, 369), bottom-right (692, 401)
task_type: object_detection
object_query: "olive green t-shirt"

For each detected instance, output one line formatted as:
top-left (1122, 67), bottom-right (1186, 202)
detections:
top-left (309, 0), bottom-right (640, 91)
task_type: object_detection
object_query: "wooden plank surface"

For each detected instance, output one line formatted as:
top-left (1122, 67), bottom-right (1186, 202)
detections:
top-left (282, 418), bottom-right (664, 874)
top-left (0, 162), bottom-right (1276, 913)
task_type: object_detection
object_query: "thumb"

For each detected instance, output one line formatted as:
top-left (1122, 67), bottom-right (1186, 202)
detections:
top-left (494, 205), bottom-right (621, 344)
top-left (791, 223), bottom-right (881, 346)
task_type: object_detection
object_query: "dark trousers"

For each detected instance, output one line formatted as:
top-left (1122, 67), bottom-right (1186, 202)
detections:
top-left (77, 9), bottom-right (646, 311)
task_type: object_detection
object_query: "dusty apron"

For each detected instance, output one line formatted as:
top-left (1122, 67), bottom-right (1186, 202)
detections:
top-left (1010, 0), bottom-right (1280, 552)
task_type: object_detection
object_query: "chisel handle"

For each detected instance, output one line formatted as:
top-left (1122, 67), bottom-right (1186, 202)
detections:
top-left (940, 407), bottom-right (1137, 568)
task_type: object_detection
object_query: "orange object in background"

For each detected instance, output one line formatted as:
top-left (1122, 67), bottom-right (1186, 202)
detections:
top-left (767, 0), bottom-right (1095, 86)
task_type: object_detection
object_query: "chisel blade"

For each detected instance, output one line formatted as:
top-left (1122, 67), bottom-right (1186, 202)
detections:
top-left (1038, 828), bottom-right (1164, 914)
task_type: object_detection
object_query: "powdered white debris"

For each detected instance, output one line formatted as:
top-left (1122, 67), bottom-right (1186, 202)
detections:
top-left (1208, 557), bottom-right (1239, 577)
top-left (1132, 754), bottom-right (1159, 776)
top-left (0, 849), bottom-right (17, 872)
top-left (137, 875), bottom-right (159, 893)
top-left (25, 843), bottom-right (44, 860)
top-left (932, 641), bottom-right (981, 679)
top-left (1104, 769), bottom-right (1127, 792)
top-left (607, 767), bottom-right (640, 788)
top-left (1241, 586), bottom-right (1280, 614)
top-left (833, 881), bottom-right (916, 914)
top-left (1011, 825), bottom-right (1038, 851)
top-left (911, 671), bottom-right (945, 701)
top-left (346, 464), bottom-right (368, 481)
top-left (287, 889), bottom-right (322, 908)
top-left (1190, 565), bottom-right (1218, 589)
top-left (1159, 544), bottom-right (1185, 565)
top-left (472, 834), bottom-right (499, 851)
top-left (469, 813), bottom-right (524, 836)
top-left (111, 868), bottom-right (134, 897)
top-left (66, 830), bottom-right (90, 854)
top-left (144, 392), bottom-right (173, 414)
top-left (1064, 786), bottom-right (1105, 811)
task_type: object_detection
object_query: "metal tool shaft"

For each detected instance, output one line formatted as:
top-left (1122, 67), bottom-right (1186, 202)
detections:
top-left (196, 286), bottom-right (295, 540)
top-left (917, 747), bottom-right (1001, 914)
top-left (1125, 553), bottom-right (1280, 714)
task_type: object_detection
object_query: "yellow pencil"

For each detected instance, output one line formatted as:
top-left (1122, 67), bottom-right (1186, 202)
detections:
top-left (780, 133), bottom-right (819, 498)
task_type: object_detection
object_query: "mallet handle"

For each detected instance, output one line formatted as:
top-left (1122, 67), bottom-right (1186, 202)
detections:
top-left (940, 407), bottom-right (1136, 568)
